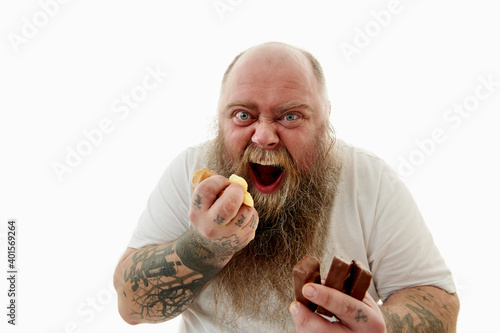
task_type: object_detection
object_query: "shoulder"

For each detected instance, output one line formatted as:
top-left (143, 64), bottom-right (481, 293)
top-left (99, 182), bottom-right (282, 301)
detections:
top-left (336, 139), bottom-right (400, 189)
top-left (151, 142), bottom-right (211, 205)
top-left (164, 142), bottom-right (210, 179)
top-left (337, 139), bottom-right (390, 170)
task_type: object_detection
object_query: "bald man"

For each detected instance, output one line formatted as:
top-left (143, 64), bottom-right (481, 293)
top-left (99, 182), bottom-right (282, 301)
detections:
top-left (114, 42), bottom-right (459, 332)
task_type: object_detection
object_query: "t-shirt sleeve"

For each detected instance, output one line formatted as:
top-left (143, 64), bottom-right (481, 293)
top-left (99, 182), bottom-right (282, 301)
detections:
top-left (127, 147), bottom-right (201, 249)
top-left (366, 159), bottom-right (456, 301)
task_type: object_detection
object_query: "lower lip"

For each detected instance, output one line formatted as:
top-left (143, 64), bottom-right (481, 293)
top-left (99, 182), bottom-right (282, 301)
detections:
top-left (250, 168), bottom-right (284, 194)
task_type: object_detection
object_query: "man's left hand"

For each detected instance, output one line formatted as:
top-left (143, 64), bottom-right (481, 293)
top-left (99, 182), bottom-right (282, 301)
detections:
top-left (290, 283), bottom-right (386, 332)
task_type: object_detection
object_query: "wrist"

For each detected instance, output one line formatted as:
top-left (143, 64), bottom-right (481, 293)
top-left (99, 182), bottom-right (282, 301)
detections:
top-left (176, 227), bottom-right (232, 277)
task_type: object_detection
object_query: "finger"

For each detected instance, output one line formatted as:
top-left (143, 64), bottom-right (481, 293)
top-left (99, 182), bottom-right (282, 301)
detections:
top-left (231, 206), bottom-right (257, 229)
top-left (361, 289), bottom-right (379, 308)
top-left (191, 175), bottom-right (229, 212)
top-left (289, 301), bottom-right (349, 333)
top-left (302, 283), bottom-right (372, 329)
top-left (244, 212), bottom-right (258, 230)
top-left (208, 183), bottom-right (245, 226)
top-left (238, 210), bottom-right (259, 242)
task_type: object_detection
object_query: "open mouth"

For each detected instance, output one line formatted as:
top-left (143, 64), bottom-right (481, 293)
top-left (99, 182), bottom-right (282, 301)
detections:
top-left (249, 162), bottom-right (284, 194)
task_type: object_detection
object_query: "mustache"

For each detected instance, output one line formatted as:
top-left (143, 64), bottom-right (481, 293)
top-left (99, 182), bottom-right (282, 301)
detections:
top-left (243, 144), bottom-right (292, 166)
top-left (235, 144), bottom-right (298, 176)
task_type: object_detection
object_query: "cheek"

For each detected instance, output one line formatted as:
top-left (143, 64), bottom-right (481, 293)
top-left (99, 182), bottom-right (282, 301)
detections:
top-left (279, 130), bottom-right (319, 171)
top-left (223, 125), bottom-right (253, 161)
top-left (291, 144), bottom-right (316, 171)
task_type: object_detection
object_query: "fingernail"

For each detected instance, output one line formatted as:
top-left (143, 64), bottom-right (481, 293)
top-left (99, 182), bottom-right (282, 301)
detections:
top-left (289, 302), bottom-right (299, 316)
top-left (303, 284), bottom-right (317, 298)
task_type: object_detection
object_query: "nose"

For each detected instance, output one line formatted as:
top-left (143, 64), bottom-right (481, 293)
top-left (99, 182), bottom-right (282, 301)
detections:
top-left (251, 121), bottom-right (279, 149)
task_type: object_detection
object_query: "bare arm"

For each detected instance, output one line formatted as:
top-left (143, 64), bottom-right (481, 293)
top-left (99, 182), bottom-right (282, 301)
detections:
top-left (114, 174), bottom-right (259, 324)
top-left (380, 286), bottom-right (460, 332)
top-left (114, 227), bottom-right (233, 324)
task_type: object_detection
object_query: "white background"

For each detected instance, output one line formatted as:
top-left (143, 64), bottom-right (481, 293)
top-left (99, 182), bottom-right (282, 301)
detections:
top-left (1, 1), bottom-right (499, 332)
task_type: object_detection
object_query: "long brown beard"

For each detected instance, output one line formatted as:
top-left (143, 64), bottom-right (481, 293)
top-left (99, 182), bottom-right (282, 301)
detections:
top-left (205, 129), bottom-right (343, 331)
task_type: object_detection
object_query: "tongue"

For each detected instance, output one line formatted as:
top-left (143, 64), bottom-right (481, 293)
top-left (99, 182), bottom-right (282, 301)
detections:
top-left (254, 164), bottom-right (282, 186)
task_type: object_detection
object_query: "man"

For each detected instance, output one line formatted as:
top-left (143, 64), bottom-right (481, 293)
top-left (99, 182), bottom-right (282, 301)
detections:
top-left (114, 42), bottom-right (459, 332)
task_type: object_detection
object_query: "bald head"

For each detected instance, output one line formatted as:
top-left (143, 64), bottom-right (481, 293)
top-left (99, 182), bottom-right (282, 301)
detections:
top-left (221, 42), bottom-right (328, 102)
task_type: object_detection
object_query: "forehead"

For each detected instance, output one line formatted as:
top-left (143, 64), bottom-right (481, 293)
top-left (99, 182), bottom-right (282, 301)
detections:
top-left (221, 46), bottom-right (321, 103)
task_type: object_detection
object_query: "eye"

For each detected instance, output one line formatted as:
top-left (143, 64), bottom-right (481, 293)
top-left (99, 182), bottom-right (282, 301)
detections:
top-left (236, 111), bottom-right (250, 121)
top-left (278, 112), bottom-right (303, 128)
top-left (233, 110), bottom-right (255, 126)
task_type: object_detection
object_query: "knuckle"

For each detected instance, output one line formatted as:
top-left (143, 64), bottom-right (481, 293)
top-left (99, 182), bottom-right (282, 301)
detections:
top-left (248, 230), bottom-right (256, 241)
top-left (296, 315), bottom-right (308, 331)
top-left (188, 208), bottom-right (199, 221)
top-left (339, 299), bottom-right (357, 318)
top-left (220, 197), bottom-right (241, 217)
top-left (196, 181), bottom-right (218, 198)
top-left (203, 228), bottom-right (217, 239)
top-left (196, 175), bottom-right (228, 197)
top-left (243, 227), bottom-right (256, 240)
top-left (194, 223), bottom-right (217, 240)
top-left (242, 205), bottom-right (255, 216)
top-left (323, 291), bottom-right (335, 310)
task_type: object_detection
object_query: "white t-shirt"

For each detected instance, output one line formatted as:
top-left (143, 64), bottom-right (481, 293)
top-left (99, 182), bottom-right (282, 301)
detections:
top-left (128, 140), bottom-right (456, 332)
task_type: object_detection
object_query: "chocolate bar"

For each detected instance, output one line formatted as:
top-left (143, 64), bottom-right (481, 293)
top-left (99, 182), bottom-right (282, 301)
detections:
top-left (345, 260), bottom-right (372, 301)
top-left (293, 255), bottom-right (372, 318)
top-left (316, 255), bottom-right (352, 317)
top-left (292, 254), bottom-right (322, 311)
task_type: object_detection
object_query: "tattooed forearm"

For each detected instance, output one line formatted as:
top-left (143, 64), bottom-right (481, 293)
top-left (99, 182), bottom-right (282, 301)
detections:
top-left (382, 305), bottom-right (446, 332)
top-left (117, 227), bottom-right (238, 324)
top-left (176, 226), bottom-right (241, 273)
top-left (121, 242), bottom-right (207, 322)
top-left (381, 286), bottom-right (459, 333)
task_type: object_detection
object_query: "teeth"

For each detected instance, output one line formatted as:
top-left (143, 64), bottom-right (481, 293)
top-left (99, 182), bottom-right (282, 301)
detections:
top-left (258, 161), bottom-right (277, 166)
top-left (250, 158), bottom-right (280, 166)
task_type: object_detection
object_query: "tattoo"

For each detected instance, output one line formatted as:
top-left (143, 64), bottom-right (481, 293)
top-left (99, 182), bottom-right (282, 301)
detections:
top-left (123, 244), bottom-right (205, 322)
top-left (213, 214), bottom-right (225, 225)
top-left (355, 309), bottom-right (368, 323)
top-left (383, 304), bottom-right (446, 332)
top-left (122, 224), bottom-right (250, 322)
top-left (193, 194), bottom-right (202, 209)
top-left (177, 227), bottom-right (239, 273)
top-left (382, 296), bottom-right (449, 332)
top-left (250, 215), bottom-right (257, 229)
top-left (235, 214), bottom-right (246, 227)
top-left (177, 230), bottom-right (223, 275)
top-left (214, 234), bottom-right (241, 252)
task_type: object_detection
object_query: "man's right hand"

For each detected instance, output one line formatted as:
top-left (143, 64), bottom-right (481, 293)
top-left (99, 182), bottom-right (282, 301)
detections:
top-left (188, 173), bottom-right (259, 263)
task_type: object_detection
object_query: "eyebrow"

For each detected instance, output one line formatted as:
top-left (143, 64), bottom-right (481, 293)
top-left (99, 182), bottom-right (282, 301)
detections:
top-left (224, 101), bottom-right (259, 112)
top-left (224, 101), bottom-right (314, 115)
